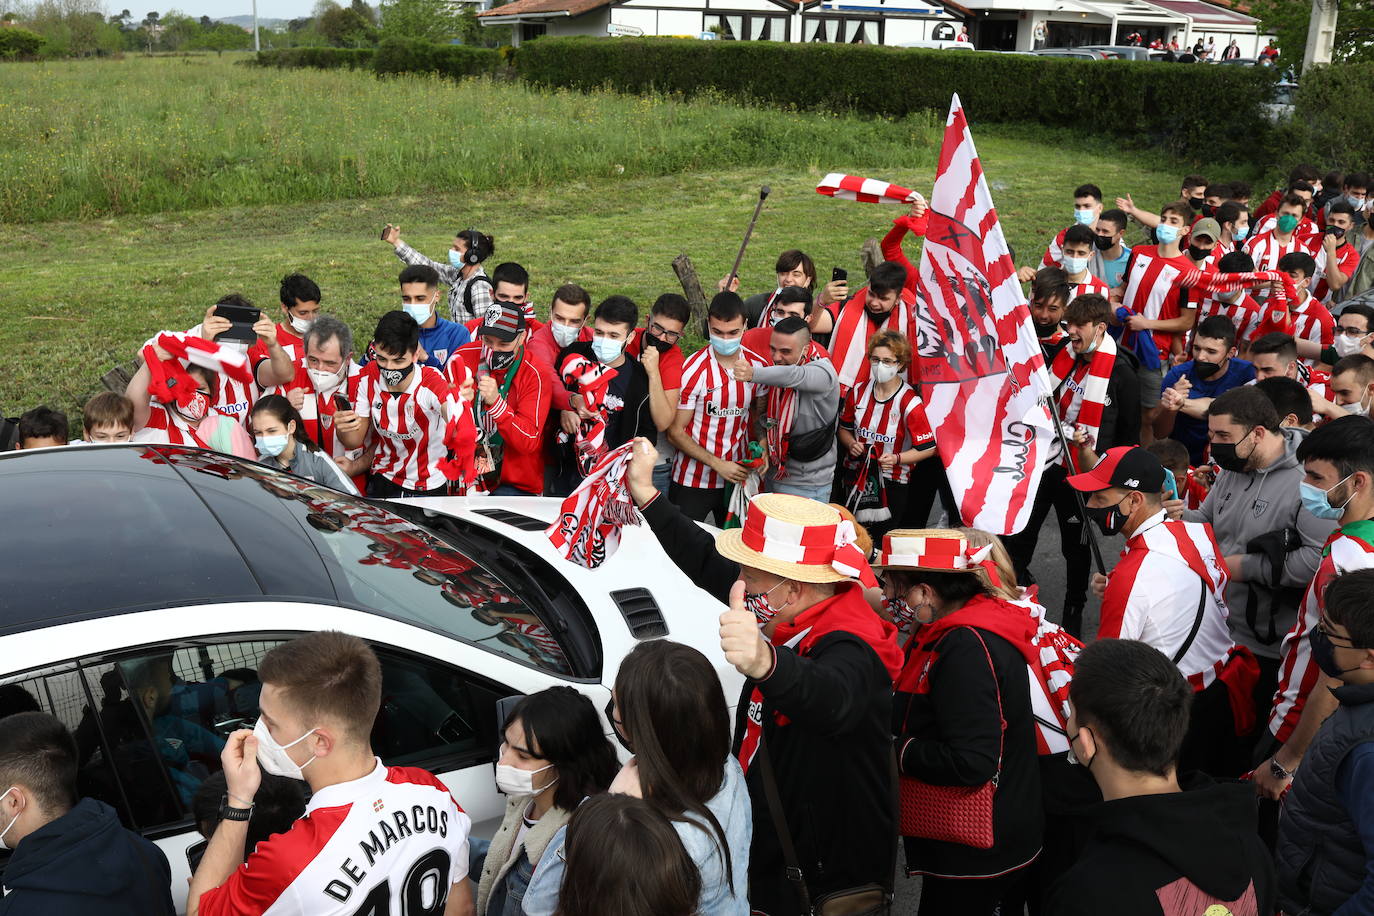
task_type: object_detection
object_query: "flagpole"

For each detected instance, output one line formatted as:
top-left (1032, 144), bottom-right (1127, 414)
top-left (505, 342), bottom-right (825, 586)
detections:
top-left (1041, 390), bottom-right (1107, 576)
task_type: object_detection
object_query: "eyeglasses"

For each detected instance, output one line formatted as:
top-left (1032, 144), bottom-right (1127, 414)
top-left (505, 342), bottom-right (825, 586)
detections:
top-left (1338, 326), bottom-right (1368, 337)
top-left (648, 321), bottom-right (682, 343)
top-left (868, 356), bottom-right (901, 368)
top-left (1318, 618), bottom-right (1366, 648)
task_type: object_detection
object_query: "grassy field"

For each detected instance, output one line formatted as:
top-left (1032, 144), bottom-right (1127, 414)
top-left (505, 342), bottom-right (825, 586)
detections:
top-left (1, 54), bottom-right (1222, 427)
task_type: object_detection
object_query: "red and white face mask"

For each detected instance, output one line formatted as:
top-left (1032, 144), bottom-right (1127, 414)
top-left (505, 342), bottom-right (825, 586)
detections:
top-left (743, 580), bottom-right (790, 629)
top-left (175, 392), bottom-right (211, 423)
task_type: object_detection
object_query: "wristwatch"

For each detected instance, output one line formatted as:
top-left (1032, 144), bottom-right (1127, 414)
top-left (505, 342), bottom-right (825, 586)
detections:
top-left (1269, 757), bottom-right (1296, 780)
top-left (219, 795), bottom-right (254, 822)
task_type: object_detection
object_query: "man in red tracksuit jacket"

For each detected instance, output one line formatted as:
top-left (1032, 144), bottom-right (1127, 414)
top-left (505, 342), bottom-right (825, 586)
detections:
top-left (452, 301), bottom-right (553, 495)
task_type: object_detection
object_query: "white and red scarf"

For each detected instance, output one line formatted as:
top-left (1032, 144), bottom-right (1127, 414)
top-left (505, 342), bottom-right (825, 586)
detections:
top-left (557, 353), bottom-right (617, 475)
top-left (1047, 331), bottom-right (1116, 467)
top-left (765, 353), bottom-right (814, 478)
top-left (546, 442), bottom-right (639, 569)
top-left (141, 332), bottom-right (253, 409)
top-left (816, 172), bottom-right (926, 206)
top-left (830, 289), bottom-right (915, 393)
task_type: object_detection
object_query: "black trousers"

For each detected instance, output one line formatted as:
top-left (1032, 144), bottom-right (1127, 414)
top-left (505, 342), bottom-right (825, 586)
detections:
top-left (365, 475), bottom-right (449, 498)
top-left (1180, 677), bottom-right (1247, 778)
top-left (1002, 462), bottom-right (1092, 611)
top-left (669, 482), bottom-right (727, 526)
top-left (918, 871), bottom-right (1026, 916)
top-left (902, 459), bottom-right (960, 528)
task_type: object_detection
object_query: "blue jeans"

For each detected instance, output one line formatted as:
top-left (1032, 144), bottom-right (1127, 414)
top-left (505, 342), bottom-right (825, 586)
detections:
top-left (767, 478), bottom-right (833, 502)
top-left (491, 484), bottom-right (535, 497)
top-left (652, 461), bottom-right (671, 494)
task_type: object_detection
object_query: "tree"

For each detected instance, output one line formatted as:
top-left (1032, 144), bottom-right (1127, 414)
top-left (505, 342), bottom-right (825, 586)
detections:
top-left (349, 0), bottom-right (376, 25)
top-left (1250, 0), bottom-right (1374, 71)
top-left (318, 0), bottom-right (376, 44)
top-left (379, 0), bottom-right (462, 43)
top-left (191, 20), bottom-right (251, 53)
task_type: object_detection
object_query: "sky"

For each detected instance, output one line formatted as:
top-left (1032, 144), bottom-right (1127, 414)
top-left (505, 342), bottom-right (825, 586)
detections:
top-left (134, 0), bottom-right (319, 24)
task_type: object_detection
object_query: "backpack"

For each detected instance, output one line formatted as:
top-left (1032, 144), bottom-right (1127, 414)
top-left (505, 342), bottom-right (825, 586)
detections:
top-left (462, 273), bottom-right (494, 323)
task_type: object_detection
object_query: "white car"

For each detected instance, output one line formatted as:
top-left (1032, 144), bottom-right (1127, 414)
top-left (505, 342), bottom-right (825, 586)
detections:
top-left (0, 444), bottom-right (738, 912)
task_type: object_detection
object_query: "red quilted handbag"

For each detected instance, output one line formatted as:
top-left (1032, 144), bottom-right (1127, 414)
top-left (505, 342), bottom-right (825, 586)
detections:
top-left (897, 628), bottom-right (1003, 850)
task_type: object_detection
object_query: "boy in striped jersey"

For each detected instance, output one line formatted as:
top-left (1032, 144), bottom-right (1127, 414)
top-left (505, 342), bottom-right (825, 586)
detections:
top-left (667, 292), bottom-right (769, 524)
top-left (1257, 417), bottom-right (1374, 808)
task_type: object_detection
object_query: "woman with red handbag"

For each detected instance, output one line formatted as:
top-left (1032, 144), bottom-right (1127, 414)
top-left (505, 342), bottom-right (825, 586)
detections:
top-left (876, 529), bottom-right (1045, 915)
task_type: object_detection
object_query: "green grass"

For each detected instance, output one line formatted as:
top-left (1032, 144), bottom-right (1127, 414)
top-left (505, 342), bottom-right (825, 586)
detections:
top-left (1, 54), bottom-right (1224, 427)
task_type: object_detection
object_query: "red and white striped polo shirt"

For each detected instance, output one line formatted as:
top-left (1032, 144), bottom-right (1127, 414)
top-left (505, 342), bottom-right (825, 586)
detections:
top-left (281, 362), bottom-right (366, 461)
top-left (140, 403), bottom-right (208, 448)
top-left (839, 379), bottom-right (936, 485)
top-left (1189, 292), bottom-right (1263, 348)
top-left (1291, 296), bottom-right (1336, 363)
top-left (1099, 513), bottom-right (1235, 690)
top-left (1068, 274), bottom-right (1110, 303)
top-left (671, 345), bottom-right (769, 490)
top-left (1243, 230), bottom-right (1311, 274)
top-left (1314, 243), bottom-right (1361, 304)
top-left (1269, 525), bottom-right (1374, 742)
top-left (197, 759), bottom-right (470, 916)
top-left (355, 364), bottom-right (460, 492)
top-left (1040, 226), bottom-right (1069, 267)
top-left (1120, 246), bottom-right (1198, 360)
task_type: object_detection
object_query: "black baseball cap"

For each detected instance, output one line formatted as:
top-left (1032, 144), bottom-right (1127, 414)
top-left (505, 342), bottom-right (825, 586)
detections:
top-left (479, 301), bottom-right (527, 342)
top-left (1066, 446), bottom-right (1166, 493)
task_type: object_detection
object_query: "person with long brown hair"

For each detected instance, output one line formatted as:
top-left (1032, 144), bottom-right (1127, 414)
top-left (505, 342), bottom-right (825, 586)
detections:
top-left (554, 794), bottom-right (700, 916)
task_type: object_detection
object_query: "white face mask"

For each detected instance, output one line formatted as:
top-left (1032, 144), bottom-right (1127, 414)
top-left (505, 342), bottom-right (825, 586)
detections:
top-left (0, 787), bottom-right (19, 851)
top-left (308, 365), bottom-right (348, 393)
top-left (1062, 255), bottom-right (1090, 275)
top-left (222, 340), bottom-right (251, 356)
top-left (871, 362), bottom-right (900, 384)
top-left (551, 322), bottom-right (581, 348)
top-left (290, 314), bottom-right (315, 335)
top-left (1335, 333), bottom-right (1366, 358)
top-left (253, 718), bottom-right (317, 781)
top-left (494, 759), bottom-right (558, 798)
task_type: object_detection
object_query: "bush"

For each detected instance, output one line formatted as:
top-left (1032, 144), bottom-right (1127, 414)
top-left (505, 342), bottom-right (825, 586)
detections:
top-left (255, 46), bottom-right (374, 69)
top-left (372, 37), bottom-right (501, 78)
top-left (514, 37), bottom-right (1279, 161)
top-left (1273, 63), bottom-right (1374, 172)
top-left (0, 27), bottom-right (45, 60)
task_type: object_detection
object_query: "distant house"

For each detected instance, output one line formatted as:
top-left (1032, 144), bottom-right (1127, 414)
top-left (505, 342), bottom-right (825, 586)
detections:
top-left (478, 0), bottom-right (963, 47)
top-left (478, 0), bottom-right (1262, 55)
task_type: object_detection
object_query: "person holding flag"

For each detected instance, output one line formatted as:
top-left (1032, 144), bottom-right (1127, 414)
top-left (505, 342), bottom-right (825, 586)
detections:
top-left (1069, 445), bottom-right (1258, 776)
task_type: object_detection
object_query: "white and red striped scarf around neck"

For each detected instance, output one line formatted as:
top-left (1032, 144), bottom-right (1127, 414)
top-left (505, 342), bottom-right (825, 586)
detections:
top-left (830, 289), bottom-right (915, 393)
top-left (1048, 331), bottom-right (1116, 469)
top-left (764, 351), bottom-right (815, 478)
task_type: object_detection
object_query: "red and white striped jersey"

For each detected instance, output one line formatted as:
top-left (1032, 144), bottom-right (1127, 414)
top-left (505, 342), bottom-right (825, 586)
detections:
top-left (1120, 246), bottom-right (1198, 360)
top-left (671, 345), bottom-right (769, 489)
top-left (840, 379), bottom-right (935, 484)
top-left (355, 364), bottom-right (460, 492)
top-left (1252, 214), bottom-right (1321, 248)
top-left (1243, 230), bottom-right (1313, 273)
top-left (1269, 524), bottom-right (1374, 741)
top-left (1190, 292), bottom-right (1263, 347)
top-left (140, 403), bottom-right (208, 448)
top-left (282, 362), bottom-right (367, 462)
top-left (197, 759), bottom-right (470, 916)
top-left (1068, 274), bottom-right (1110, 303)
top-left (1099, 513), bottom-right (1235, 690)
top-left (1314, 243), bottom-right (1361, 304)
top-left (275, 323), bottom-right (305, 365)
top-left (1291, 296), bottom-right (1336, 363)
top-left (1040, 226), bottom-right (1069, 267)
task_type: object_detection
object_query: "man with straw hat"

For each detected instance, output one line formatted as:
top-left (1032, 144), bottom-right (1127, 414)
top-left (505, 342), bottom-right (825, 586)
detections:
top-left (715, 491), bottom-right (903, 915)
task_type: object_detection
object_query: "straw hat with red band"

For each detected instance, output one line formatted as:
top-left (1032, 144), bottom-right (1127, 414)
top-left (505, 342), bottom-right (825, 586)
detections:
top-left (871, 529), bottom-right (999, 588)
top-left (715, 494), bottom-right (879, 589)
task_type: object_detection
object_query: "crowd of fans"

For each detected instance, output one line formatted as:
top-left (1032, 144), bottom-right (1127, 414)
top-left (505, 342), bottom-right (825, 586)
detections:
top-left (5, 164), bottom-right (1374, 915)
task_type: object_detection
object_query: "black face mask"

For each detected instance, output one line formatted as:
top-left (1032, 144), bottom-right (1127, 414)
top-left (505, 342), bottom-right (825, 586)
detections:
top-left (1192, 359), bottom-right (1223, 380)
top-left (1201, 204), bottom-right (1217, 219)
top-left (1083, 496), bottom-right (1130, 536)
top-left (379, 362), bottom-right (415, 388)
top-left (1188, 244), bottom-right (1214, 262)
top-left (1188, 196), bottom-right (1206, 212)
top-left (1209, 428), bottom-right (1254, 473)
top-left (1033, 320), bottom-right (1061, 338)
top-left (1309, 627), bottom-right (1363, 678)
top-left (865, 305), bottom-right (892, 323)
top-left (604, 698), bottom-right (632, 754)
top-left (489, 349), bottom-right (517, 371)
top-left (645, 331), bottom-right (673, 353)
top-left (1093, 234), bottom-right (1115, 252)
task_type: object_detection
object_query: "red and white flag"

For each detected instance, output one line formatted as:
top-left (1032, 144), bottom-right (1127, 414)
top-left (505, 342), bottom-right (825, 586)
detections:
top-left (816, 173), bottom-right (926, 206)
top-left (914, 95), bottom-right (1056, 536)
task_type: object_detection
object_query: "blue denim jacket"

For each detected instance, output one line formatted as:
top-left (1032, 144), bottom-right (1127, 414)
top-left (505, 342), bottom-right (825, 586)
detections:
top-left (521, 758), bottom-right (753, 916)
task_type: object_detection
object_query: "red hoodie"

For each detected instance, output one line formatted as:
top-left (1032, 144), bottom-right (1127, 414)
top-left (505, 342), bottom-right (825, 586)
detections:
top-left (454, 342), bottom-right (553, 495)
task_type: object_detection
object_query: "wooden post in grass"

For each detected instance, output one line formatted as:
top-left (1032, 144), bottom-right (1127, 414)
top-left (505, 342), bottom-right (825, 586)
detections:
top-left (672, 254), bottom-right (708, 329)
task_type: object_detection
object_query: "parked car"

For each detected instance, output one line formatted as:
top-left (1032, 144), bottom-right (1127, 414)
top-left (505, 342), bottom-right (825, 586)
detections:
top-left (1034, 47), bottom-right (1114, 59)
top-left (1262, 80), bottom-right (1298, 122)
top-left (1079, 44), bottom-right (1152, 60)
top-left (0, 444), bottom-right (740, 912)
top-left (900, 39), bottom-right (976, 50)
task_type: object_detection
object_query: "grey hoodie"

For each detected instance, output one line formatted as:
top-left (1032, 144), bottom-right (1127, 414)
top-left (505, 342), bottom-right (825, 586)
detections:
top-left (1183, 426), bottom-right (1336, 659)
top-left (752, 359), bottom-right (840, 492)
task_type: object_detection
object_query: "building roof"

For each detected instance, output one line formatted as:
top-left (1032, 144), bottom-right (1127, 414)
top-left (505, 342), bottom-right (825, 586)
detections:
top-left (478, 0), bottom-right (609, 19)
top-left (1142, 0), bottom-right (1256, 26)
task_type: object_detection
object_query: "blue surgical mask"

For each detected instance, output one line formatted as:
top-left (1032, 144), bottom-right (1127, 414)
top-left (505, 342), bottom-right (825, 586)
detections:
top-left (1156, 224), bottom-right (1181, 245)
top-left (1063, 255), bottom-right (1089, 275)
top-left (1300, 475), bottom-right (1354, 520)
top-left (403, 301), bottom-right (432, 325)
top-left (1074, 208), bottom-right (1095, 226)
top-left (1233, 224), bottom-right (1250, 242)
top-left (255, 434), bottom-right (289, 458)
top-left (1346, 195), bottom-right (1366, 211)
top-left (448, 249), bottom-right (465, 269)
top-left (592, 336), bottom-right (624, 364)
top-left (710, 335), bottom-right (742, 356)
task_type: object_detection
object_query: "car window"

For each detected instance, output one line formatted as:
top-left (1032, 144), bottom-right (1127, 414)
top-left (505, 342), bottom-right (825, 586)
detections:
top-left (371, 646), bottom-right (505, 770)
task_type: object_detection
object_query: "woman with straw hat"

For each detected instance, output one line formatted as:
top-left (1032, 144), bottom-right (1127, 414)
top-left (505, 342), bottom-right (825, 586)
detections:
top-left (875, 528), bottom-right (1044, 914)
top-left (711, 490), bottom-right (903, 915)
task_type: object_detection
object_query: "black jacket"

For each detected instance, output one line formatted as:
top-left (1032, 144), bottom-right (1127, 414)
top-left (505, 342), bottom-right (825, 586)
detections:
top-left (1043, 338), bottom-right (1142, 451)
top-left (0, 797), bottom-right (175, 916)
top-left (1047, 778), bottom-right (1276, 916)
top-left (554, 343), bottom-right (658, 449)
top-left (893, 625), bottom-right (1043, 878)
top-left (641, 494), bottom-right (896, 913)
